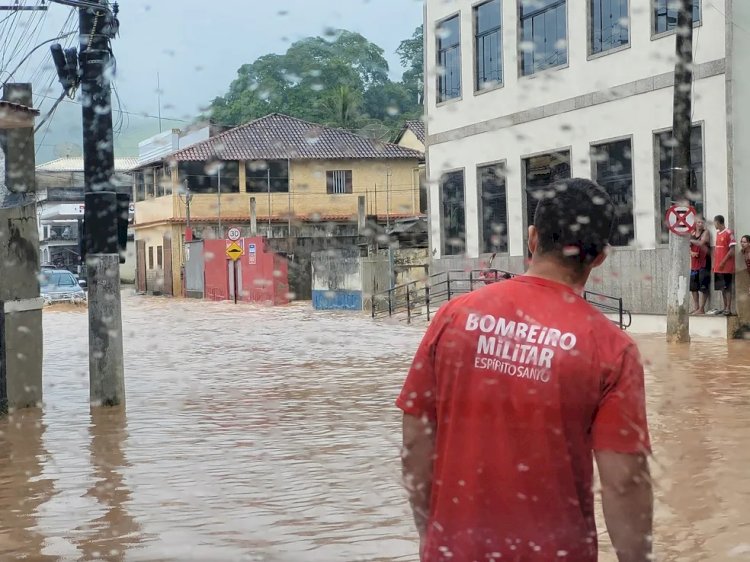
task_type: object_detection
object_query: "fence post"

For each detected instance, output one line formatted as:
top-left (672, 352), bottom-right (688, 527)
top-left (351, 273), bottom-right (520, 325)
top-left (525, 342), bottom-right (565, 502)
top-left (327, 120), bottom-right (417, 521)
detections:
top-left (371, 292), bottom-right (375, 318)
top-left (388, 290), bottom-right (393, 317)
top-left (406, 285), bottom-right (411, 324)
top-left (426, 284), bottom-right (431, 321)
top-left (447, 272), bottom-right (452, 301)
top-left (619, 298), bottom-right (624, 330)
top-left (469, 271), bottom-right (474, 292)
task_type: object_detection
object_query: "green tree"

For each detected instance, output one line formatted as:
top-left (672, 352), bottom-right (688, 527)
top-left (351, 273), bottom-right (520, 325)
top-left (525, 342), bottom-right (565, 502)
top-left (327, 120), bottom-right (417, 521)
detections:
top-left (210, 30), bottom-right (388, 128)
top-left (396, 25), bottom-right (424, 105)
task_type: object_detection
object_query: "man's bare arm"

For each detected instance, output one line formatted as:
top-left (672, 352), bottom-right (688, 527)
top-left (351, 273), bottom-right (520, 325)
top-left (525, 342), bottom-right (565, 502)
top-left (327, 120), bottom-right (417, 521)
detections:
top-left (401, 413), bottom-right (436, 538)
top-left (596, 450), bottom-right (653, 562)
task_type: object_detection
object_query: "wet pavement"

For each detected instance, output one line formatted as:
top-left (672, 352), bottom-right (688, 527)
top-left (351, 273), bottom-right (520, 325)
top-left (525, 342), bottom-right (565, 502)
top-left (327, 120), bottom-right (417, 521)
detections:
top-left (0, 291), bottom-right (749, 561)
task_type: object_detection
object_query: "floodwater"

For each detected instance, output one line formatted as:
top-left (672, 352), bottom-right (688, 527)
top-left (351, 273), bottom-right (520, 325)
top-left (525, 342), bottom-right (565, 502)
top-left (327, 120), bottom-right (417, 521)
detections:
top-left (0, 292), bottom-right (748, 561)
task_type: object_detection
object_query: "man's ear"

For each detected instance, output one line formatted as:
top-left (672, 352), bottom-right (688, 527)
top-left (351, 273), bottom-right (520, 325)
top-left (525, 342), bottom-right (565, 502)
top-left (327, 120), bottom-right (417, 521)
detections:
top-left (528, 226), bottom-right (538, 255)
top-left (591, 247), bottom-right (609, 269)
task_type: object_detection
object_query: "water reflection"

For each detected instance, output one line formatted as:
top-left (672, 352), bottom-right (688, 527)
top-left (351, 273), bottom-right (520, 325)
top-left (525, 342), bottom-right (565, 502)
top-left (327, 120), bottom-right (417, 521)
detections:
top-left (0, 409), bottom-right (56, 561)
top-left (0, 296), bottom-right (746, 561)
top-left (76, 407), bottom-right (141, 561)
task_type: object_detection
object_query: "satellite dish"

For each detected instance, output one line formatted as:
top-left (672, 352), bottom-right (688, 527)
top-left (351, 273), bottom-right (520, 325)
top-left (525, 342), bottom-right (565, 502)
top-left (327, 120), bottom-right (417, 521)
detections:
top-left (53, 142), bottom-right (82, 159)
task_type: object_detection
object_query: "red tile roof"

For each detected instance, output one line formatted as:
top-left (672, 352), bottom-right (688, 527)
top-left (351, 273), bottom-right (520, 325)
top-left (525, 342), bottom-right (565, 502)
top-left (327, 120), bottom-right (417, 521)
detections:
top-left (169, 113), bottom-right (424, 162)
top-left (401, 119), bottom-right (426, 144)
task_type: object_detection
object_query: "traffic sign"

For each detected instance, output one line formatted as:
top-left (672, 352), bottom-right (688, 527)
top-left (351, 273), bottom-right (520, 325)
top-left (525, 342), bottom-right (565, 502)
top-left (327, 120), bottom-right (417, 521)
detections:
top-left (226, 241), bottom-right (244, 261)
top-left (665, 204), bottom-right (697, 236)
top-left (248, 243), bottom-right (257, 265)
top-left (227, 227), bottom-right (241, 241)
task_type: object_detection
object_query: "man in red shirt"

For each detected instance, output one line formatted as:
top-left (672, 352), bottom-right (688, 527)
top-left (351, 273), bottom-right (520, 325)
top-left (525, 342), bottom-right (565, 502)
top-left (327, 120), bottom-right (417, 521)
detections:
top-left (398, 178), bottom-right (652, 562)
top-left (712, 215), bottom-right (737, 316)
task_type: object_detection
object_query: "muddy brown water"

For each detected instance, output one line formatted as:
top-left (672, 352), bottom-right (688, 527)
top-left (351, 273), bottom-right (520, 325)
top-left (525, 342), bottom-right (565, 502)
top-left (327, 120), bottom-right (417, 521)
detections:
top-left (0, 292), bottom-right (748, 561)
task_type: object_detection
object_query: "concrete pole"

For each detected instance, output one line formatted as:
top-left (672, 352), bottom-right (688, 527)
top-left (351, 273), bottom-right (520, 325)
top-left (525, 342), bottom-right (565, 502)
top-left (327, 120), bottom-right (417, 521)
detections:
top-left (79, 2), bottom-right (125, 405)
top-left (666, 0), bottom-right (694, 343)
top-left (357, 195), bottom-right (366, 234)
top-left (0, 83), bottom-right (43, 414)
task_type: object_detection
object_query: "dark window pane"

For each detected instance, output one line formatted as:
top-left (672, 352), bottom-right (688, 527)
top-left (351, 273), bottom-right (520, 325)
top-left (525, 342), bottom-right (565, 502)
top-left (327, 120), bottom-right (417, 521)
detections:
top-left (475, 0), bottom-right (503, 90)
top-left (591, 0), bottom-right (630, 55)
top-left (592, 139), bottom-right (634, 246)
top-left (656, 124), bottom-right (704, 243)
top-left (479, 164), bottom-right (508, 254)
top-left (326, 170), bottom-right (353, 194)
top-left (437, 15), bottom-right (462, 101)
top-left (477, 0), bottom-right (501, 33)
top-left (179, 161), bottom-right (240, 194)
top-left (520, 0), bottom-right (567, 75)
top-left (654, 0), bottom-right (700, 34)
top-left (246, 160), bottom-right (290, 193)
top-left (441, 170), bottom-right (466, 256)
top-left (524, 151), bottom-right (571, 233)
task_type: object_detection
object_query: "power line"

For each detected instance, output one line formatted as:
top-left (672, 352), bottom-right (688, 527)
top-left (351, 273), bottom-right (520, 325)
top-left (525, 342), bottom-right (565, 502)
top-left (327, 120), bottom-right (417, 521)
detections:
top-left (34, 91), bottom-right (192, 123)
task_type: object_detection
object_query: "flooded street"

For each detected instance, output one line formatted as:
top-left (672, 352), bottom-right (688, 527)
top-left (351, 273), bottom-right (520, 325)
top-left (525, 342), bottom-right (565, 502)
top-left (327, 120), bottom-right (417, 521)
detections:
top-left (0, 292), bottom-right (749, 561)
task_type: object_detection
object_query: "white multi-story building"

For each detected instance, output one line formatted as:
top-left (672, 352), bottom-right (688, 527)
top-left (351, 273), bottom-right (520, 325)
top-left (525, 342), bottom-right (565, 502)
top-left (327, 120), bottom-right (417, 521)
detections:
top-left (424, 0), bottom-right (750, 322)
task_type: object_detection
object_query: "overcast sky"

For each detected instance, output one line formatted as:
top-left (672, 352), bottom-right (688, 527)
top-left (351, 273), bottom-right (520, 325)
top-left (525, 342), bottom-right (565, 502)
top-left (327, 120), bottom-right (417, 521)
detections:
top-left (4, 0), bottom-right (423, 161)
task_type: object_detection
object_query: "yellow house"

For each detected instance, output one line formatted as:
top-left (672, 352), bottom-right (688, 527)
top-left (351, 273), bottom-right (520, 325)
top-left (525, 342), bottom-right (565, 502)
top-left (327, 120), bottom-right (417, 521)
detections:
top-left (131, 113), bottom-right (425, 296)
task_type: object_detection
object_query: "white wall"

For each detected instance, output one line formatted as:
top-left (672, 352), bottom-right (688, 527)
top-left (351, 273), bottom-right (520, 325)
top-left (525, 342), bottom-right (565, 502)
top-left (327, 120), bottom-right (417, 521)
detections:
top-left (425, 0), bottom-right (729, 259)
top-left (425, 0), bottom-right (726, 135)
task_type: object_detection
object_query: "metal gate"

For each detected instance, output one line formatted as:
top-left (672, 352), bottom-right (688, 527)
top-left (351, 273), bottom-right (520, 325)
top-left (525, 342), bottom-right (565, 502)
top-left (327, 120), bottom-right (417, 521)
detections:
top-left (184, 240), bottom-right (204, 298)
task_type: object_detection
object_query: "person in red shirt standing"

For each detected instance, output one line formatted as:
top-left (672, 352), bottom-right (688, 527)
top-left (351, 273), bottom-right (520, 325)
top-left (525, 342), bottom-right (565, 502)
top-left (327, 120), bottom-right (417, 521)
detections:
top-left (712, 215), bottom-right (737, 316)
top-left (689, 217), bottom-right (711, 314)
top-left (741, 235), bottom-right (750, 295)
top-left (398, 178), bottom-right (652, 562)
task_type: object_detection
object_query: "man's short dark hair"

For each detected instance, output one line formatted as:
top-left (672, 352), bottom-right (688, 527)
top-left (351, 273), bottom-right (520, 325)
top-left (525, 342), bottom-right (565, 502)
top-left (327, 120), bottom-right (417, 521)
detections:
top-left (533, 178), bottom-right (615, 268)
top-left (714, 215), bottom-right (726, 225)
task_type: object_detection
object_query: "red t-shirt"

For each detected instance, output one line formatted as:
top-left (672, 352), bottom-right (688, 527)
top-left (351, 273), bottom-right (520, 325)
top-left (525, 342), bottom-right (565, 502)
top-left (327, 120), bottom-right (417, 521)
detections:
top-left (714, 228), bottom-right (737, 274)
top-left (397, 276), bottom-right (651, 562)
top-left (690, 242), bottom-right (708, 271)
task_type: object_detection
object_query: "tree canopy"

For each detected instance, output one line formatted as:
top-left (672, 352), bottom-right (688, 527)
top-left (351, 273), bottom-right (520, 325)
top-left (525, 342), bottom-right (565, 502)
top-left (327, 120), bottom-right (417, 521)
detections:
top-left (209, 27), bottom-right (424, 141)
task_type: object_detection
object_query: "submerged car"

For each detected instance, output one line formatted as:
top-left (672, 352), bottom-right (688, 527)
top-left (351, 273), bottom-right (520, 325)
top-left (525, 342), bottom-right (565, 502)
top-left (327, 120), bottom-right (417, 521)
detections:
top-left (40, 269), bottom-right (87, 305)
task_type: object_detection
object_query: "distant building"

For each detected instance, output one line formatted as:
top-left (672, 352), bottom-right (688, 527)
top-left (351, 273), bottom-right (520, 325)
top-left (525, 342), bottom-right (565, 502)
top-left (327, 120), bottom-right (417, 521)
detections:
top-left (35, 157), bottom-right (137, 280)
top-left (424, 0), bottom-right (750, 322)
top-left (131, 113), bottom-right (425, 297)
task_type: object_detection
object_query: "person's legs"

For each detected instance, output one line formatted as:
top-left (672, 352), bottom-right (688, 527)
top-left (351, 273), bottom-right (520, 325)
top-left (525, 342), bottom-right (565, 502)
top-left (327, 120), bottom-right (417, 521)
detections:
top-left (690, 291), bottom-right (699, 313)
top-left (724, 274), bottom-right (734, 314)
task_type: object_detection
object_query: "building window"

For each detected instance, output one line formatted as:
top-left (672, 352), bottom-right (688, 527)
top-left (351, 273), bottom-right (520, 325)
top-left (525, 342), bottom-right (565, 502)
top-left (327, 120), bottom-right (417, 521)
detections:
top-left (178, 161), bottom-right (240, 194)
top-left (656, 125), bottom-right (704, 243)
top-left (523, 150), bottom-right (571, 233)
top-left (591, 0), bottom-right (629, 55)
top-left (475, 0), bottom-right (503, 90)
top-left (148, 246), bottom-right (154, 270)
top-left (246, 160), bottom-right (290, 193)
top-left (135, 171), bottom-right (146, 202)
top-left (437, 15), bottom-right (461, 102)
top-left (326, 170), bottom-right (353, 194)
top-left (654, 0), bottom-right (700, 35)
top-left (591, 139), bottom-right (634, 246)
top-left (520, 0), bottom-right (568, 76)
top-left (478, 163), bottom-right (508, 254)
top-left (440, 170), bottom-right (466, 256)
top-left (144, 168), bottom-right (155, 199)
top-left (157, 245), bottom-right (163, 268)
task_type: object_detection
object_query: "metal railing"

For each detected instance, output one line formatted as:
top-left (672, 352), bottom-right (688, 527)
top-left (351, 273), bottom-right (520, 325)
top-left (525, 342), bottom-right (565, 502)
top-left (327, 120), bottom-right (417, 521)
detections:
top-left (372, 269), bottom-right (632, 330)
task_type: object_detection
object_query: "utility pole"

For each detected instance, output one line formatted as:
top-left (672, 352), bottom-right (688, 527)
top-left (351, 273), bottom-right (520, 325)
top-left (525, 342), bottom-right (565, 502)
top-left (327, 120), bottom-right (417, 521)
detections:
top-left (79, 0), bottom-right (125, 405)
top-left (666, 0), bottom-right (693, 343)
top-left (217, 165), bottom-right (222, 238)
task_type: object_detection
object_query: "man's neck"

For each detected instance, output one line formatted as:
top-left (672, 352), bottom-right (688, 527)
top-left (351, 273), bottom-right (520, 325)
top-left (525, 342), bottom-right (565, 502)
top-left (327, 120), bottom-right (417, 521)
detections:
top-left (525, 259), bottom-right (589, 293)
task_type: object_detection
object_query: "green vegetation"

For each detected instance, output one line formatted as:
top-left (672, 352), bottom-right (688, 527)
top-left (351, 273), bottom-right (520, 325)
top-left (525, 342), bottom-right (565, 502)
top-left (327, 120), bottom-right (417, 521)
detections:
top-left (209, 26), bottom-right (424, 140)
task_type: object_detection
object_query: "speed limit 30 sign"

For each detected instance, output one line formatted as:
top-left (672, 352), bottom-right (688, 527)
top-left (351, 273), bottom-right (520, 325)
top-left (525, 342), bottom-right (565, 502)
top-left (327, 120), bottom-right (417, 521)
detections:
top-left (227, 227), bottom-right (242, 241)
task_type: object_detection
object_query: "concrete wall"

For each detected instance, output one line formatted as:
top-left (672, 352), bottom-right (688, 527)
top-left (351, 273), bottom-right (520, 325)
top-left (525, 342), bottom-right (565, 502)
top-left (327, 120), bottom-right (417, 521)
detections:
top-left (202, 237), bottom-right (289, 305)
top-left (425, 0), bottom-right (726, 135)
top-left (728, 0), bottom-right (750, 327)
top-left (0, 203), bottom-right (42, 410)
top-left (311, 248), bottom-right (364, 310)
